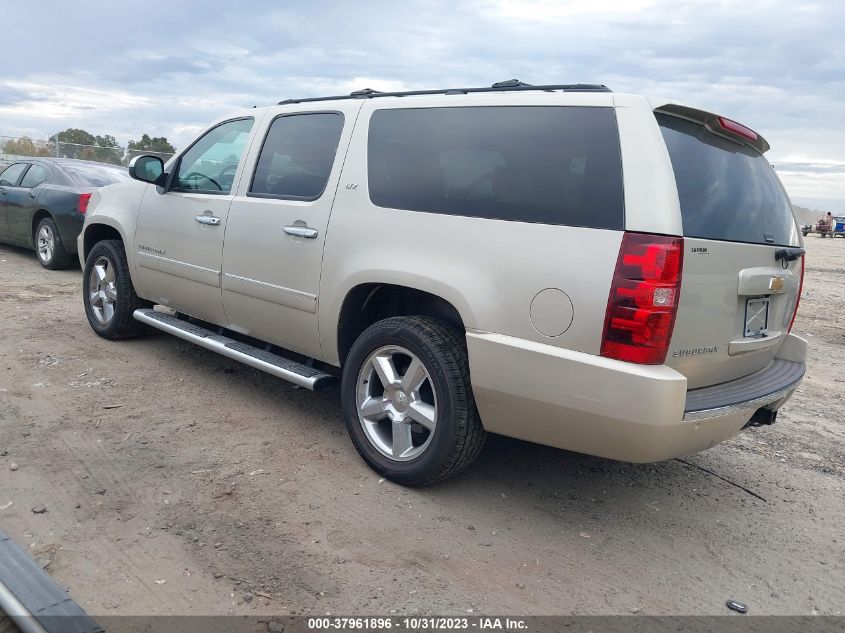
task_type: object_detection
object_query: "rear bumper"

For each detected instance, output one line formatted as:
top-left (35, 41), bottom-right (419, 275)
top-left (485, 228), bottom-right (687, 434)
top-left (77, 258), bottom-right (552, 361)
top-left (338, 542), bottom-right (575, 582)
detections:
top-left (466, 331), bottom-right (807, 463)
top-left (683, 357), bottom-right (804, 421)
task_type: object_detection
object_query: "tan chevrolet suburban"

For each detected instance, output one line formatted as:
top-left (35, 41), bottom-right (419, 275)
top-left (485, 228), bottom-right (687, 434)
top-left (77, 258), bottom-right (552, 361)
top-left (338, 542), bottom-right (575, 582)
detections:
top-left (78, 80), bottom-right (807, 485)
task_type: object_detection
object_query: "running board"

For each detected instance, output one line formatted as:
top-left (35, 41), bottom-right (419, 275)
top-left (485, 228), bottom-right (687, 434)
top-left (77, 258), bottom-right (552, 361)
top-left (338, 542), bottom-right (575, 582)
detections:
top-left (133, 309), bottom-right (335, 390)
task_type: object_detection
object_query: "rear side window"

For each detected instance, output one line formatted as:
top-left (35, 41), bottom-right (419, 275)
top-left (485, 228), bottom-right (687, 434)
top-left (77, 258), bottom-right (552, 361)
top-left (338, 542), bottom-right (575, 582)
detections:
top-left (64, 164), bottom-right (130, 187)
top-left (20, 164), bottom-right (51, 188)
top-left (368, 106), bottom-right (624, 229)
top-left (250, 112), bottom-right (344, 200)
top-left (657, 113), bottom-right (797, 246)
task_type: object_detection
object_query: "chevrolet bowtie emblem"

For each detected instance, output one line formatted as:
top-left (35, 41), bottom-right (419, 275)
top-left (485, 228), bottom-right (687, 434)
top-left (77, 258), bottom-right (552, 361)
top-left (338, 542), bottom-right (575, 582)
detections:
top-left (769, 276), bottom-right (785, 292)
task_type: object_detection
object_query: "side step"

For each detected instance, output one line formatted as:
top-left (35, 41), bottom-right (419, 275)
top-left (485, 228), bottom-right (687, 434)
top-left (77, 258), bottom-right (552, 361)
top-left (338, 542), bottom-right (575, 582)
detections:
top-left (133, 309), bottom-right (335, 390)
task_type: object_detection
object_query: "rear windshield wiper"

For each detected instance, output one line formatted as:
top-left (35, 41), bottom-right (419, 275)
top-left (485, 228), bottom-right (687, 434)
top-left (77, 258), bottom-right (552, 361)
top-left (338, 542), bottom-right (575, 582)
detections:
top-left (775, 247), bottom-right (805, 262)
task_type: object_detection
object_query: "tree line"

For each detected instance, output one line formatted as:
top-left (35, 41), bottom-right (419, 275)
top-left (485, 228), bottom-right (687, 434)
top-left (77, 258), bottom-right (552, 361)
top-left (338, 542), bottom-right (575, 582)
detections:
top-left (2, 128), bottom-right (176, 165)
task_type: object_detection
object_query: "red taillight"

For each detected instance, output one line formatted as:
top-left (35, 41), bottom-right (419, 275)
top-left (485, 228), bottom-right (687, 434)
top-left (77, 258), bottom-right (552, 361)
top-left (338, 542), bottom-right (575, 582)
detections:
top-left (717, 117), bottom-right (758, 142)
top-left (787, 256), bottom-right (804, 333)
top-left (601, 233), bottom-right (684, 365)
top-left (77, 193), bottom-right (92, 213)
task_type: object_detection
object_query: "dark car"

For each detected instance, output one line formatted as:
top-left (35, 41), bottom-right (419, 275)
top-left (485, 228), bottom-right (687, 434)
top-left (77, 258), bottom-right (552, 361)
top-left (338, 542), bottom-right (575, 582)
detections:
top-left (0, 158), bottom-right (130, 269)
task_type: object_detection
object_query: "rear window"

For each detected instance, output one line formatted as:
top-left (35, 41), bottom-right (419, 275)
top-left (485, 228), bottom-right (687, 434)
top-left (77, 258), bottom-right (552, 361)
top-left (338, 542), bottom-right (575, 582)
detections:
top-left (20, 163), bottom-right (51, 188)
top-left (656, 113), bottom-right (797, 246)
top-left (368, 106), bottom-right (624, 229)
top-left (64, 163), bottom-right (131, 187)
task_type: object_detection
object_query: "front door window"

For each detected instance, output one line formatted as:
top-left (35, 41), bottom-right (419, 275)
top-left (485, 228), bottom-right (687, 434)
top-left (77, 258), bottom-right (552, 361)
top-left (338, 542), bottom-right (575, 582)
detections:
top-left (174, 118), bottom-right (254, 194)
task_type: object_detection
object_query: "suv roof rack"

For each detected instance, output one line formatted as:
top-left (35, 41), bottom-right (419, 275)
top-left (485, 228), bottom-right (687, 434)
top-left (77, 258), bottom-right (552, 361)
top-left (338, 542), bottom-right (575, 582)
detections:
top-left (278, 79), bottom-right (611, 105)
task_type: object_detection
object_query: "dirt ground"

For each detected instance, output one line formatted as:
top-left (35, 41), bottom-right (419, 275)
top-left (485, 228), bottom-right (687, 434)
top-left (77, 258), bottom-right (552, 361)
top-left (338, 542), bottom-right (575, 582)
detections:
top-left (0, 236), bottom-right (843, 618)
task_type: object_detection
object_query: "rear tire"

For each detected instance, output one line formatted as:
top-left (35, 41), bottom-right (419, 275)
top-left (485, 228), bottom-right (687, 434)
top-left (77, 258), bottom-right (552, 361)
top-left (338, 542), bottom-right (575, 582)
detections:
top-left (82, 240), bottom-right (150, 339)
top-left (341, 316), bottom-right (486, 486)
top-left (35, 216), bottom-right (73, 270)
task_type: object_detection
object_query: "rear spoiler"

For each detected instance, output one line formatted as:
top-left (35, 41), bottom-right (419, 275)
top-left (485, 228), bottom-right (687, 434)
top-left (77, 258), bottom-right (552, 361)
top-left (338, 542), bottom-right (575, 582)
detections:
top-left (654, 103), bottom-right (770, 154)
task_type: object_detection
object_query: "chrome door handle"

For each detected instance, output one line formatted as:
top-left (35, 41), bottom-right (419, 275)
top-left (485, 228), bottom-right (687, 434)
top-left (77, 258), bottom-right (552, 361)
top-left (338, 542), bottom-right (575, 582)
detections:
top-left (194, 215), bottom-right (221, 226)
top-left (284, 225), bottom-right (318, 239)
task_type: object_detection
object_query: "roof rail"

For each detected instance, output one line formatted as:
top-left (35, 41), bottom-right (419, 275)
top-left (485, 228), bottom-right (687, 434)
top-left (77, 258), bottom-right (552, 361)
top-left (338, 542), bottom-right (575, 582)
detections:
top-left (278, 79), bottom-right (611, 105)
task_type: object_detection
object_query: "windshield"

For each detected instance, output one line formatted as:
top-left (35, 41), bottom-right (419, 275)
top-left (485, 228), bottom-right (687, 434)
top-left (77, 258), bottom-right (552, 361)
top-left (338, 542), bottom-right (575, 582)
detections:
top-left (657, 113), bottom-right (799, 247)
top-left (64, 163), bottom-right (132, 187)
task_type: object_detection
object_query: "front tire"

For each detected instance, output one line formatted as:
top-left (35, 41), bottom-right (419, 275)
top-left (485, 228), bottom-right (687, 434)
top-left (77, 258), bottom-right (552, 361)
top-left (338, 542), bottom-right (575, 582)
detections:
top-left (341, 316), bottom-right (486, 486)
top-left (35, 216), bottom-right (73, 270)
top-left (82, 239), bottom-right (150, 339)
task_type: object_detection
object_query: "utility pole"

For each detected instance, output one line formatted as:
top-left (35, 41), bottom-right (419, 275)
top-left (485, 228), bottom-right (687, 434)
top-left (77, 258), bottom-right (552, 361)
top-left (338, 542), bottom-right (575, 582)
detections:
top-left (54, 133), bottom-right (60, 158)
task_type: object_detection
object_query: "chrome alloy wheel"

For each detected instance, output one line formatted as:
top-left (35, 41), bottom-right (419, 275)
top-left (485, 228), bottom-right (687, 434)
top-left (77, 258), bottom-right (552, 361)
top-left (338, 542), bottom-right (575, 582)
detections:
top-left (356, 345), bottom-right (438, 461)
top-left (37, 224), bottom-right (55, 263)
top-left (88, 256), bottom-right (118, 324)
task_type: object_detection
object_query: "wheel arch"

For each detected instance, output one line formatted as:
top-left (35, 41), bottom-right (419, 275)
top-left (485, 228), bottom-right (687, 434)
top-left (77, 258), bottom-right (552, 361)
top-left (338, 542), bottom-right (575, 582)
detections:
top-left (81, 221), bottom-right (127, 262)
top-left (335, 282), bottom-right (468, 367)
top-left (30, 208), bottom-right (54, 246)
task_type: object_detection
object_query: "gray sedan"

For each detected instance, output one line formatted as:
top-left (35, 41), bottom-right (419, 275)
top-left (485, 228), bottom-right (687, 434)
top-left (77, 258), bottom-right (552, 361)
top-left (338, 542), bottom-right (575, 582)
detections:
top-left (0, 158), bottom-right (130, 269)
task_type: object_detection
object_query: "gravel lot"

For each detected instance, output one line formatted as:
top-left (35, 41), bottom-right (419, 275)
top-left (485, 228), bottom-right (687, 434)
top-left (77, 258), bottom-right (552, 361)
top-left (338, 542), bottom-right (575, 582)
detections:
top-left (0, 236), bottom-right (842, 617)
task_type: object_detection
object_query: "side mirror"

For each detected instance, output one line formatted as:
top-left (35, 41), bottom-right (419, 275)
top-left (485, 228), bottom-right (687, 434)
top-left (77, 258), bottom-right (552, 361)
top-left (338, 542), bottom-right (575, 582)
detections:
top-left (128, 155), bottom-right (165, 185)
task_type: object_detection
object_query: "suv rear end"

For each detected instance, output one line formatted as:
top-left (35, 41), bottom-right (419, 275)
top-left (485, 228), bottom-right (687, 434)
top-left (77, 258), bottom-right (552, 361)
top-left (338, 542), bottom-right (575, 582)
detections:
top-left (655, 104), bottom-right (804, 390)
top-left (465, 94), bottom-right (806, 462)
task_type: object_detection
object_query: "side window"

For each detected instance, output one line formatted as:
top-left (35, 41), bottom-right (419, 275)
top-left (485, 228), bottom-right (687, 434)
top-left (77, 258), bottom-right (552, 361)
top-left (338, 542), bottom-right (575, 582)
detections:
top-left (0, 163), bottom-right (29, 187)
top-left (20, 164), bottom-right (51, 188)
top-left (249, 112), bottom-right (344, 200)
top-left (174, 118), bottom-right (253, 194)
top-left (367, 106), bottom-right (624, 229)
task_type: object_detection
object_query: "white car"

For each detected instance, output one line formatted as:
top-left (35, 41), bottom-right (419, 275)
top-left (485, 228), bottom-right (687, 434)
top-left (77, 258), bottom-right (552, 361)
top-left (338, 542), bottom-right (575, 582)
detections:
top-left (78, 80), bottom-right (807, 485)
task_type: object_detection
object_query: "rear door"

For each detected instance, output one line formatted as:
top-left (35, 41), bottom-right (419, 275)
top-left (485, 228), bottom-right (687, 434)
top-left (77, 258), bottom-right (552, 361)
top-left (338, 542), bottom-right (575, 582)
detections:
top-left (8, 162), bottom-right (52, 243)
top-left (656, 109), bottom-right (803, 389)
top-left (221, 103), bottom-right (359, 360)
top-left (0, 162), bottom-right (31, 241)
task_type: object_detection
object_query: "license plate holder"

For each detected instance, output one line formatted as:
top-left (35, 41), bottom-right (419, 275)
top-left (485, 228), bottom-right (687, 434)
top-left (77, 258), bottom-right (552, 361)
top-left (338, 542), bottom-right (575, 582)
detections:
top-left (744, 297), bottom-right (770, 338)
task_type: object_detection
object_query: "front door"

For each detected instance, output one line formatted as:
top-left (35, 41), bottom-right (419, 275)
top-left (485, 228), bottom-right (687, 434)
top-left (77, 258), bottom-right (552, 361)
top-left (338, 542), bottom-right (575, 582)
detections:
top-left (221, 104), bottom-right (360, 360)
top-left (133, 117), bottom-right (256, 326)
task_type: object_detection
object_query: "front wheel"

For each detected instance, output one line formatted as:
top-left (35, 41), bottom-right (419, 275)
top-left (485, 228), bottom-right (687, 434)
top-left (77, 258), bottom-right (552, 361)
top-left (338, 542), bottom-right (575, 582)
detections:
top-left (82, 240), bottom-right (150, 339)
top-left (341, 316), bottom-right (486, 486)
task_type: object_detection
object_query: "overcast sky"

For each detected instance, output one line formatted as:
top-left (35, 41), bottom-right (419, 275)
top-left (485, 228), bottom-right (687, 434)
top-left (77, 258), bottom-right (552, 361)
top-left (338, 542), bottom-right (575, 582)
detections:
top-left (1, 0), bottom-right (843, 211)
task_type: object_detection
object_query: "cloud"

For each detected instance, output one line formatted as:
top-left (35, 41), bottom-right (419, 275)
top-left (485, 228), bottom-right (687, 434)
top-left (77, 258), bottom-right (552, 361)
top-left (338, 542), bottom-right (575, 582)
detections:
top-left (0, 0), bottom-right (842, 209)
top-left (0, 80), bottom-right (151, 119)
